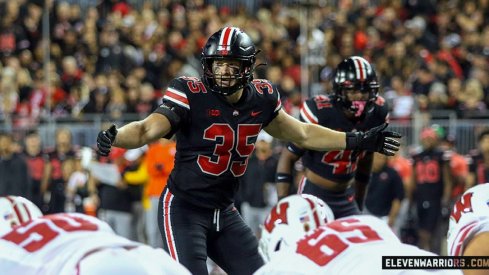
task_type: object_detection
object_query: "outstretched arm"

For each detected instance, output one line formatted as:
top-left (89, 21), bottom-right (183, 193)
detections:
top-left (113, 113), bottom-right (172, 149)
top-left (265, 110), bottom-right (346, 150)
top-left (97, 113), bottom-right (173, 156)
top-left (265, 109), bottom-right (401, 155)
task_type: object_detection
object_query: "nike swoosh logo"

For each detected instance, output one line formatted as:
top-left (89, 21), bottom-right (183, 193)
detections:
top-left (251, 111), bottom-right (262, 117)
top-left (277, 176), bottom-right (287, 180)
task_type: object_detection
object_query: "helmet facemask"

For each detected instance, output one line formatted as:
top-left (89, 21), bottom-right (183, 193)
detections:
top-left (202, 56), bottom-right (254, 96)
top-left (336, 81), bottom-right (379, 118)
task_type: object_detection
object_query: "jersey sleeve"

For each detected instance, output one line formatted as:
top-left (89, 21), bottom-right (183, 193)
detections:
top-left (299, 98), bottom-right (319, 124)
top-left (162, 78), bottom-right (191, 110)
top-left (153, 78), bottom-right (191, 138)
top-left (270, 84), bottom-right (282, 120)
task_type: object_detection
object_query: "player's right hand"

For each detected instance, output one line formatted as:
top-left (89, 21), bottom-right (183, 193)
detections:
top-left (345, 123), bottom-right (402, 156)
top-left (97, 124), bottom-right (118, 156)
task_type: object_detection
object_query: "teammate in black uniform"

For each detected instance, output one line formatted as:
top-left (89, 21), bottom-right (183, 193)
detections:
top-left (410, 127), bottom-right (452, 253)
top-left (96, 27), bottom-right (401, 274)
top-left (276, 56), bottom-right (389, 218)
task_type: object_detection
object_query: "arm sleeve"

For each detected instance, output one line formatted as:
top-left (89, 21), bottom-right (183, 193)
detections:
top-left (392, 170), bottom-right (405, 200)
top-left (286, 142), bottom-right (306, 156)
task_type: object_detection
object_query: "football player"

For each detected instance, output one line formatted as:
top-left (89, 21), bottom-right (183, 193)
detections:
top-left (97, 27), bottom-right (401, 274)
top-left (276, 56), bottom-right (390, 218)
top-left (257, 196), bottom-right (461, 274)
top-left (0, 196), bottom-right (190, 275)
top-left (410, 127), bottom-right (452, 252)
top-left (447, 184), bottom-right (489, 275)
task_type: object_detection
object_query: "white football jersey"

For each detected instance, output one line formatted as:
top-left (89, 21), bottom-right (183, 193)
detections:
top-left (447, 183), bottom-right (489, 256)
top-left (255, 215), bottom-right (461, 275)
top-left (0, 213), bottom-right (190, 275)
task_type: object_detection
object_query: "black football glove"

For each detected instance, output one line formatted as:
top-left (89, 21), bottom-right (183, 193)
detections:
top-left (97, 124), bottom-right (118, 156)
top-left (345, 123), bottom-right (401, 156)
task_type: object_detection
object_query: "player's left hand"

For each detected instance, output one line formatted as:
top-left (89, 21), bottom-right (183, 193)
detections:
top-left (346, 123), bottom-right (402, 156)
top-left (97, 124), bottom-right (118, 156)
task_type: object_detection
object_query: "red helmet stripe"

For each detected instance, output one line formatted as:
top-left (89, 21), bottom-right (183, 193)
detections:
top-left (354, 58), bottom-right (365, 81)
top-left (218, 27), bottom-right (237, 54)
top-left (6, 196), bottom-right (24, 223)
top-left (304, 197), bottom-right (321, 228)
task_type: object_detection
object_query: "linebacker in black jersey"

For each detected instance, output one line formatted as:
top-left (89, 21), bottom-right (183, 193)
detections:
top-left (276, 56), bottom-right (390, 219)
top-left (96, 28), bottom-right (401, 274)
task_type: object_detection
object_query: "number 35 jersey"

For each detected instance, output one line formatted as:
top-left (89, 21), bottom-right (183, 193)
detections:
top-left (255, 215), bottom-right (461, 275)
top-left (154, 77), bottom-right (282, 209)
top-left (297, 95), bottom-right (388, 182)
top-left (0, 213), bottom-right (190, 275)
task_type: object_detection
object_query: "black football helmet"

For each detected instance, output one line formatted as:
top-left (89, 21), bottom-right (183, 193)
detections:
top-left (332, 56), bottom-right (379, 118)
top-left (201, 27), bottom-right (257, 95)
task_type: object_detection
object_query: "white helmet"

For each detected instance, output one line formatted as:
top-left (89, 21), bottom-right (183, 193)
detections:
top-left (259, 194), bottom-right (334, 262)
top-left (447, 183), bottom-right (489, 256)
top-left (0, 196), bottom-right (43, 236)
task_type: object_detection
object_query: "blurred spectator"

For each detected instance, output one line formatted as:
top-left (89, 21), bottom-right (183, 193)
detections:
top-left (123, 146), bottom-right (148, 243)
top-left (384, 76), bottom-right (414, 121)
top-left (90, 147), bottom-right (133, 240)
top-left (41, 128), bottom-right (77, 214)
top-left (364, 153), bottom-right (404, 234)
top-left (22, 130), bottom-right (46, 209)
top-left (458, 78), bottom-right (487, 117)
top-left (0, 131), bottom-right (32, 199)
top-left (60, 56), bottom-right (83, 93)
top-left (0, 2), bottom-right (28, 59)
top-left (144, 138), bottom-right (176, 248)
top-left (136, 82), bottom-right (159, 115)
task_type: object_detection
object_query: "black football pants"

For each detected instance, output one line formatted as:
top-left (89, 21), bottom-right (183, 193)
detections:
top-left (158, 187), bottom-right (264, 275)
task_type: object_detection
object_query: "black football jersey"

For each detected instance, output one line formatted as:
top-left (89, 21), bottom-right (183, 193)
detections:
top-left (154, 76), bottom-right (281, 208)
top-left (411, 148), bottom-right (449, 201)
top-left (296, 94), bottom-right (389, 182)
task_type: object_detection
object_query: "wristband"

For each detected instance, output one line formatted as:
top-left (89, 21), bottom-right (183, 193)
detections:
top-left (345, 132), bottom-right (360, 150)
top-left (286, 143), bottom-right (305, 156)
top-left (276, 173), bottom-right (293, 184)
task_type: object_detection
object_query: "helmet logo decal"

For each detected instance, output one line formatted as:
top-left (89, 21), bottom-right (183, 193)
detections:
top-left (217, 27), bottom-right (238, 55)
top-left (451, 192), bottom-right (473, 223)
top-left (264, 202), bottom-right (290, 232)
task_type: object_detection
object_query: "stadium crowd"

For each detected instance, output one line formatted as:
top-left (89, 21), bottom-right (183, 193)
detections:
top-left (1, 0), bottom-right (489, 266)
